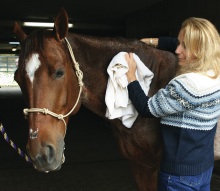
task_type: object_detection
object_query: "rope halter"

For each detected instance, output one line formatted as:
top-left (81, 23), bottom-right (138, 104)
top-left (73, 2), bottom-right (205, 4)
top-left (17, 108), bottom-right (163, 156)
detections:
top-left (23, 38), bottom-right (84, 137)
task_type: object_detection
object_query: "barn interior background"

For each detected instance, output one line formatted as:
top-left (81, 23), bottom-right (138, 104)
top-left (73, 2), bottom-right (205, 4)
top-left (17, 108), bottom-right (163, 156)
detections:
top-left (0, 0), bottom-right (219, 190)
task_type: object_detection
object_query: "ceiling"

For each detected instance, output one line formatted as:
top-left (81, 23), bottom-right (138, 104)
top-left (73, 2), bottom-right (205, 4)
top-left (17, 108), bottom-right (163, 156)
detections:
top-left (0, 0), bottom-right (164, 54)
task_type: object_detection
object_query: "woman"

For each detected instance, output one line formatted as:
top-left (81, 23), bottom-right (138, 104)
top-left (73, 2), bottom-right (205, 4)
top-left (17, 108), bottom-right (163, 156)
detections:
top-left (125, 17), bottom-right (220, 191)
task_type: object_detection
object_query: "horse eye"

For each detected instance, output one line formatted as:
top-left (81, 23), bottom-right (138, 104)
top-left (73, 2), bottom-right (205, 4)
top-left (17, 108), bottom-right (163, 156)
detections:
top-left (55, 70), bottom-right (64, 78)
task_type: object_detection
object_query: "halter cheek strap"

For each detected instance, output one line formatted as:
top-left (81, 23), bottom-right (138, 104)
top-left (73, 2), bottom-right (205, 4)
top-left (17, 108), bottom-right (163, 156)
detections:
top-left (23, 38), bottom-right (84, 138)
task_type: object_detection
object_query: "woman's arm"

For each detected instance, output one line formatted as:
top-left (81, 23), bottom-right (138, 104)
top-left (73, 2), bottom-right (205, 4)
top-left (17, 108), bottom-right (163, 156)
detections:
top-left (141, 37), bottom-right (178, 53)
top-left (127, 80), bottom-right (154, 117)
top-left (125, 53), bottom-right (194, 118)
top-left (140, 38), bottom-right (158, 48)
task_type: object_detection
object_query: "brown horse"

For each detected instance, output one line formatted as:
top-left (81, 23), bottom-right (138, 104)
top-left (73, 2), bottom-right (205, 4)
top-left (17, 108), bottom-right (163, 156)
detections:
top-left (13, 8), bottom-right (179, 191)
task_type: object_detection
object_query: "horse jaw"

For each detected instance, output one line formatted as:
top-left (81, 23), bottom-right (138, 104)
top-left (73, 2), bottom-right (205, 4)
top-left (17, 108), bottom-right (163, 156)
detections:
top-left (214, 120), bottom-right (220, 160)
top-left (53, 8), bottom-right (69, 41)
top-left (13, 22), bottom-right (27, 42)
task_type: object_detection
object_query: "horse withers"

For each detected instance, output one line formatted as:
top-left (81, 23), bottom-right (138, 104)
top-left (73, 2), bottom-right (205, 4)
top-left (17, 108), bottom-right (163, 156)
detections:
top-left (13, 8), bottom-right (220, 191)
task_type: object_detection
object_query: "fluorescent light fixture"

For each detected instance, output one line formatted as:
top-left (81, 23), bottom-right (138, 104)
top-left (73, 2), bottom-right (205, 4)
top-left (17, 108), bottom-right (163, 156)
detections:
top-left (23, 22), bottom-right (73, 28)
top-left (12, 47), bottom-right (17, 51)
top-left (9, 42), bottom-right (20, 45)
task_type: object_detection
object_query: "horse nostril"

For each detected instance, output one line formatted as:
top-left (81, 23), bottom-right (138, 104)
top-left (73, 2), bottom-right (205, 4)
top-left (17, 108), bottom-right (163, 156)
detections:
top-left (47, 144), bottom-right (56, 163)
top-left (41, 144), bottom-right (56, 164)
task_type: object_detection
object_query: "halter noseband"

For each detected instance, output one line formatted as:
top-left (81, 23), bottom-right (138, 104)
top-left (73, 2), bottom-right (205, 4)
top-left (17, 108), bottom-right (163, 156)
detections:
top-left (23, 38), bottom-right (84, 137)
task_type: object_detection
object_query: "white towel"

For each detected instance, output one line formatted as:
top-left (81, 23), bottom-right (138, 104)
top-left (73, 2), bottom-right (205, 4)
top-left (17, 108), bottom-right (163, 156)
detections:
top-left (105, 52), bottom-right (154, 128)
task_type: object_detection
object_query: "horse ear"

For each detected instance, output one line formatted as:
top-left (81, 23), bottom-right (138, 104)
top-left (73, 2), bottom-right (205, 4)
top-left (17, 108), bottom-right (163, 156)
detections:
top-left (53, 8), bottom-right (69, 40)
top-left (13, 22), bottom-right (27, 42)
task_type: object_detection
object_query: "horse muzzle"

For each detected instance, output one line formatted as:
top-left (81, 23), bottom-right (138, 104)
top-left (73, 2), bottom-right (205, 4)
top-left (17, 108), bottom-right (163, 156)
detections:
top-left (27, 143), bottom-right (65, 172)
top-left (36, 153), bottom-right (65, 173)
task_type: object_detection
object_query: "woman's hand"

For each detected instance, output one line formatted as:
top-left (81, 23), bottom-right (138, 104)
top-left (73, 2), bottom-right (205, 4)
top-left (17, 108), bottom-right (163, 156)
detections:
top-left (125, 52), bottom-right (137, 83)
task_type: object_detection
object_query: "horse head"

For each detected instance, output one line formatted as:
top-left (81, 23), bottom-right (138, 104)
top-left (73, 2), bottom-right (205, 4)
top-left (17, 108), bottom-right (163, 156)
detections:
top-left (13, 8), bottom-right (82, 172)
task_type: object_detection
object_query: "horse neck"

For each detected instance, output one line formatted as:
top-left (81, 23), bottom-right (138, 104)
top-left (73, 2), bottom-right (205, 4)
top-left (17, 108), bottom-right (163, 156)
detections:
top-left (67, 33), bottom-right (122, 117)
top-left (65, 33), bottom-right (177, 117)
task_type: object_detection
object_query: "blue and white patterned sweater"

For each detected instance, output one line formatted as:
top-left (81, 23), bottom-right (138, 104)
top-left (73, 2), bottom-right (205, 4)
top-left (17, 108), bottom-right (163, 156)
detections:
top-left (128, 72), bottom-right (220, 175)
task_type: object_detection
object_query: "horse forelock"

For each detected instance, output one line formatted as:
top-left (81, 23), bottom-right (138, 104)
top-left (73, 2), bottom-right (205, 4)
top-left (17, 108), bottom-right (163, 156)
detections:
top-left (22, 29), bottom-right (45, 58)
top-left (18, 29), bottom-right (47, 84)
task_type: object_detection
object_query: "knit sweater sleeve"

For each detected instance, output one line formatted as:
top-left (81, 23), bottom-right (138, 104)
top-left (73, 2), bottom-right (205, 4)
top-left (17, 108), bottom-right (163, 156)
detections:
top-left (128, 76), bottom-right (200, 118)
top-left (127, 81), bottom-right (154, 117)
top-left (148, 79), bottom-right (194, 117)
top-left (158, 37), bottom-right (178, 53)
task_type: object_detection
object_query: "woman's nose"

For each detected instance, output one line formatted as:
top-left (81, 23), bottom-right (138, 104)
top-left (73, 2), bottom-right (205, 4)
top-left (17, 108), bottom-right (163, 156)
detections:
top-left (175, 45), bottom-right (181, 55)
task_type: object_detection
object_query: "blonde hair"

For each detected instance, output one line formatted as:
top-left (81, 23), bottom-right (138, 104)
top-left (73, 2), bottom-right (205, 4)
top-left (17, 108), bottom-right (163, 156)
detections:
top-left (177, 17), bottom-right (220, 78)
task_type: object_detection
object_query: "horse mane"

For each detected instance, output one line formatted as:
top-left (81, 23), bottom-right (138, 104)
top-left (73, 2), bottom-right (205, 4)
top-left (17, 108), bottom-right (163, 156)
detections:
top-left (72, 33), bottom-right (140, 50)
top-left (70, 33), bottom-right (146, 67)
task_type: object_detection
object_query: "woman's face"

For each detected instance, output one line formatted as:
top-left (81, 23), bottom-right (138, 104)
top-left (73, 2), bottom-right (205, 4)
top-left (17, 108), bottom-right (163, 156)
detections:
top-left (175, 29), bottom-right (187, 66)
